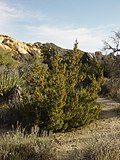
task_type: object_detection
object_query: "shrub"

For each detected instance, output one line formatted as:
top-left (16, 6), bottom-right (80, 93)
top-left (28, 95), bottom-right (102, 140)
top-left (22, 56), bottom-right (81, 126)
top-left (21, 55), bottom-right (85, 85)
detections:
top-left (0, 47), bottom-right (19, 69)
top-left (22, 53), bottom-right (67, 132)
top-left (21, 41), bottom-right (103, 132)
top-left (101, 78), bottom-right (120, 100)
top-left (0, 70), bottom-right (23, 127)
top-left (0, 70), bottom-right (22, 103)
top-left (99, 53), bottom-right (120, 99)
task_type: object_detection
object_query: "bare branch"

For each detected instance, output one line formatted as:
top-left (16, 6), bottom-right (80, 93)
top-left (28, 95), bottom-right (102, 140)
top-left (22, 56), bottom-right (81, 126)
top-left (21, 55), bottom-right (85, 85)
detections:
top-left (102, 31), bottom-right (120, 54)
top-left (114, 31), bottom-right (120, 39)
top-left (102, 41), bottom-right (116, 52)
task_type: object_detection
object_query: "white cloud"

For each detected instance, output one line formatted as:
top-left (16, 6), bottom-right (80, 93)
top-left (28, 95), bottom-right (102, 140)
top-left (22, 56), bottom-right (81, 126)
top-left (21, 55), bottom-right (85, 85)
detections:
top-left (0, 1), bottom-right (47, 34)
top-left (0, 1), bottom-right (120, 52)
top-left (0, 1), bottom-right (47, 19)
top-left (26, 25), bottom-right (118, 52)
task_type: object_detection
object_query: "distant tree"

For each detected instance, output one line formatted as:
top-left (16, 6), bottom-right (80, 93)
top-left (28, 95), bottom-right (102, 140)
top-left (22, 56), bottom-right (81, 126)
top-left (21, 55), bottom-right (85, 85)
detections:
top-left (102, 31), bottom-right (120, 78)
top-left (102, 31), bottom-right (120, 54)
top-left (101, 32), bottom-right (120, 98)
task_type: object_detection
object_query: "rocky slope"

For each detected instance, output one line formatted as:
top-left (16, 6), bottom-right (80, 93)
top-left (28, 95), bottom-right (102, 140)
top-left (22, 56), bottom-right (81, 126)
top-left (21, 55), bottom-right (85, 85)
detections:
top-left (0, 34), bottom-right (42, 56)
top-left (0, 34), bottom-right (71, 58)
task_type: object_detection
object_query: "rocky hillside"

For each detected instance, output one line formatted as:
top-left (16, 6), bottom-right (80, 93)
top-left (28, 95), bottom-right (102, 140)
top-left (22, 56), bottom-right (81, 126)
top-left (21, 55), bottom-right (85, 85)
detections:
top-left (0, 35), bottom-right (71, 58)
top-left (0, 34), bottom-right (42, 56)
top-left (0, 34), bottom-right (118, 71)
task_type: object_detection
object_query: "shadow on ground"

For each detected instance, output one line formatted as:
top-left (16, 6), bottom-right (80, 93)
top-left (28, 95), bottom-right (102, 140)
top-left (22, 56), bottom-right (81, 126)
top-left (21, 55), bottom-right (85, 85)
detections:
top-left (99, 107), bottom-right (120, 119)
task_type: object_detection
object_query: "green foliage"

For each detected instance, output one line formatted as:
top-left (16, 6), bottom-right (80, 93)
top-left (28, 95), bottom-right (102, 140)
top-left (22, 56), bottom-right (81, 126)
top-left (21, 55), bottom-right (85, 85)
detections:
top-left (0, 70), bottom-right (23, 127)
top-left (62, 42), bottom-right (102, 130)
top-left (22, 41), bottom-right (103, 132)
top-left (0, 47), bottom-right (19, 69)
top-left (22, 51), bottom-right (67, 131)
top-left (21, 63), bottom-right (48, 129)
top-left (100, 54), bottom-right (115, 78)
top-left (99, 53), bottom-right (120, 98)
top-left (43, 53), bottom-right (67, 131)
top-left (0, 70), bottom-right (22, 103)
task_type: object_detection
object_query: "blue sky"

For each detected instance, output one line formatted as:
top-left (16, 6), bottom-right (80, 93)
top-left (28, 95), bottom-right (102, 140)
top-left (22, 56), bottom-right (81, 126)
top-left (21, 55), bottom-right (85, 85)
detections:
top-left (0, 0), bottom-right (120, 52)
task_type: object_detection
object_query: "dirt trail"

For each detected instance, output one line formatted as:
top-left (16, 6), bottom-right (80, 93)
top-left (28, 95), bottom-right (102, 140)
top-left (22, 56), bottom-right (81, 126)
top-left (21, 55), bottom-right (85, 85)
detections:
top-left (55, 98), bottom-right (120, 158)
top-left (97, 97), bottom-right (119, 104)
top-left (97, 98), bottom-right (120, 119)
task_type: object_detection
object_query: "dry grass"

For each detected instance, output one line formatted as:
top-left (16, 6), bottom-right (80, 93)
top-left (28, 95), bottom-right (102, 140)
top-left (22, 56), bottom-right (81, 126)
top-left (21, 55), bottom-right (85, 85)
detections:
top-left (0, 99), bottom-right (120, 160)
top-left (55, 101), bottom-right (120, 160)
top-left (0, 125), bottom-right (120, 160)
top-left (66, 140), bottom-right (120, 160)
top-left (55, 124), bottom-right (120, 160)
top-left (0, 126), bottom-right (57, 160)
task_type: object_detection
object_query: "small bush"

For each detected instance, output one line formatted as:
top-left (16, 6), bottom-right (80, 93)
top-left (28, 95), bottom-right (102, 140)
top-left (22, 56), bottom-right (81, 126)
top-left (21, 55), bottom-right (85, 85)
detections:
top-left (0, 47), bottom-right (19, 69)
top-left (0, 70), bottom-right (22, 103)
top-left (0, 70), bottom-right (23, 127)
top-left (0, 106), bottom-right (21, 127)
top-left (101, 78), bottom-right (120, 100)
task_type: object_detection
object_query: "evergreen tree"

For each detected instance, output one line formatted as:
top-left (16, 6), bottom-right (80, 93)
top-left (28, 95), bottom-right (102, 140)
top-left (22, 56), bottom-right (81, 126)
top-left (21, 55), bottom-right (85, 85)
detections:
top-left (22, 49), bottom-right (67, 131)
top-left (22, 41), bottom-right (103, 132)
top-left (44, 51), bottom-right (67, 131)
top-left (63, 41), bottom-right (101, 130)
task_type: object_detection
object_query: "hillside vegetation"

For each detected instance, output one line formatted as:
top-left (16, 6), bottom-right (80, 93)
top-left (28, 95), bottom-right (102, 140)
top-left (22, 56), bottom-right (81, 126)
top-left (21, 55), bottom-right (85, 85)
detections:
top-left (0, 34), bottom-right (120, 159)
top-left (0, 39), bottom-right (103, 132)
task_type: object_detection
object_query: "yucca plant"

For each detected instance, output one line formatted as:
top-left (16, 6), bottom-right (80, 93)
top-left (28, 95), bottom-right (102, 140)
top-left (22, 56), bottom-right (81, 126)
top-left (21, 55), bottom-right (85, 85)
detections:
top-left (0, 70), bottom-right (22, 103)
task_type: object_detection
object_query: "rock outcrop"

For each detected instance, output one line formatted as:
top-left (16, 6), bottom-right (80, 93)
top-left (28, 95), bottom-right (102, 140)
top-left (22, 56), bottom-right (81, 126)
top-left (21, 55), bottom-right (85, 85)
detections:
top-left (0, 35), bottom-right (42, 56)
